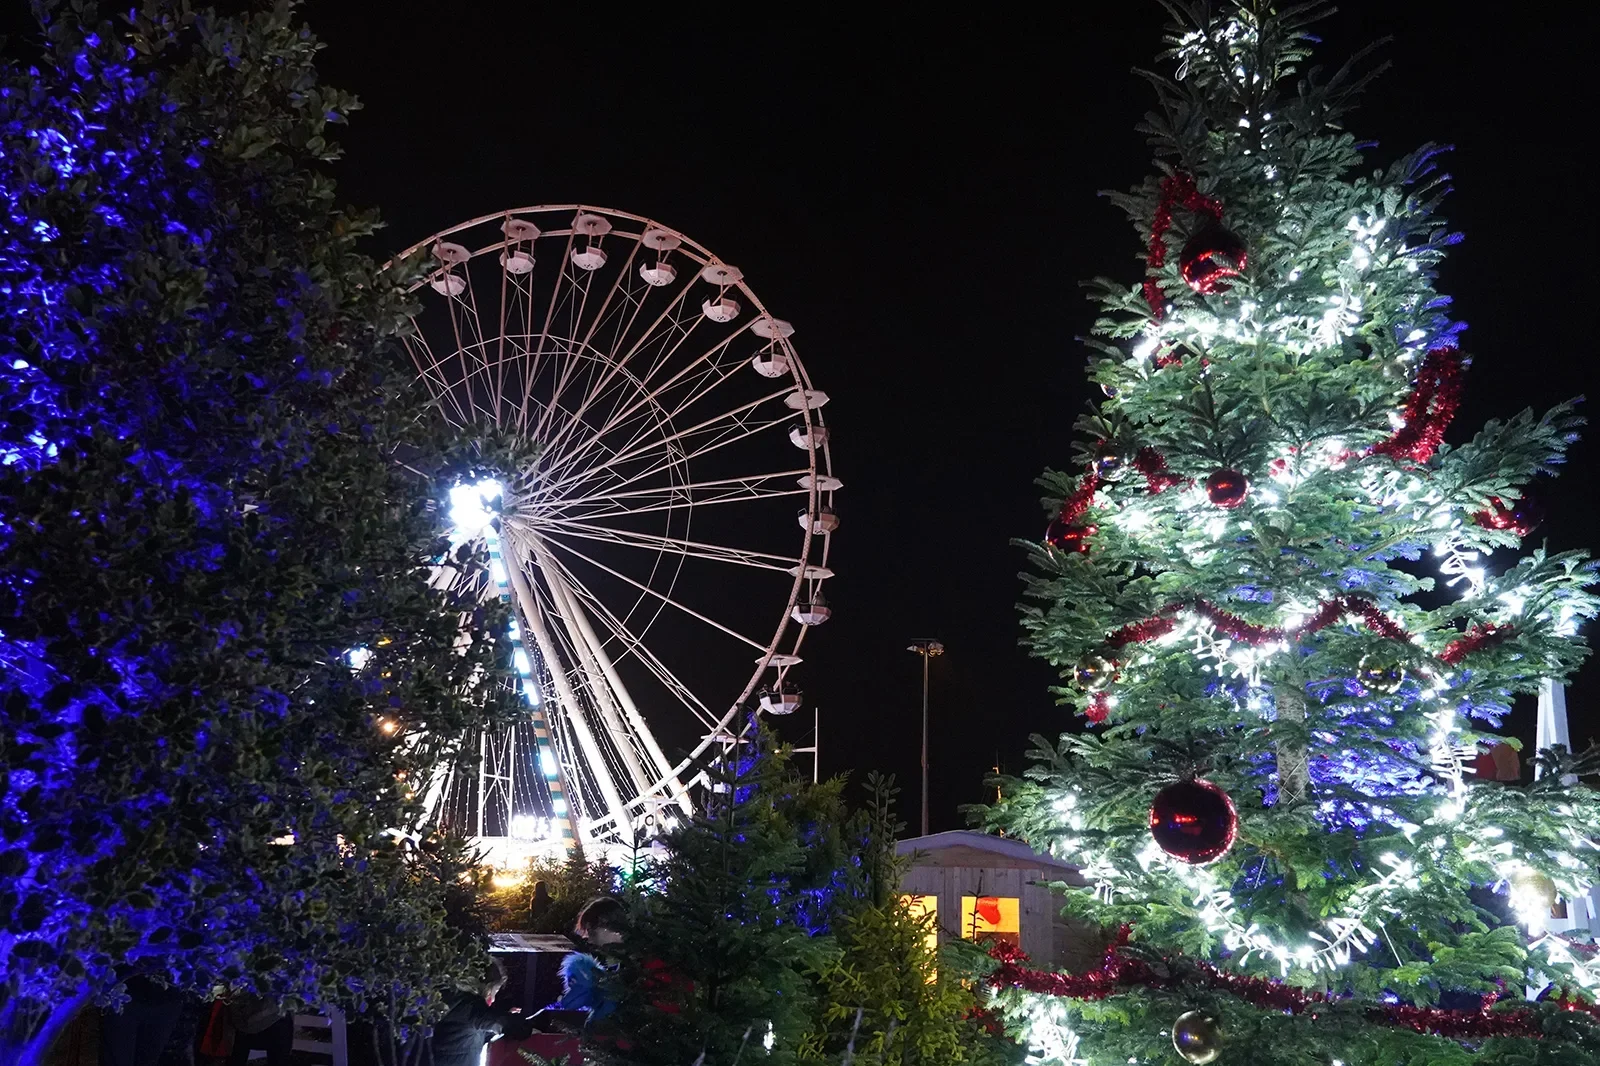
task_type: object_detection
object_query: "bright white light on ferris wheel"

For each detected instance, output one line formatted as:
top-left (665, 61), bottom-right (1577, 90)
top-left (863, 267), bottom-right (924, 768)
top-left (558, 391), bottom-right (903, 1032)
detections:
top-left (448, 478), bottom-right (503, 540)
top-left (513, 648), bottom-right (533, 676)
top-left (510, 814), bottom-right (557, 841)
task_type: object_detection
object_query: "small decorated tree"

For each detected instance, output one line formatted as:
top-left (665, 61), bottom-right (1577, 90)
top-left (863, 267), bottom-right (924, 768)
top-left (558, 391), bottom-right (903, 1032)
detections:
top-left (596, 730), bottom-right (821, 1065)
top-left (984, 2), bottom-right (1600, 1063)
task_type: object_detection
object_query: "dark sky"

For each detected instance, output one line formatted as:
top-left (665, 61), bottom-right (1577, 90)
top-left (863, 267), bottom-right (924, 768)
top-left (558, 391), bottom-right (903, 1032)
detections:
top-left (15, 2), bottom-right (1600, 831)
top-left (224, 1), bottom-right (1600, 829)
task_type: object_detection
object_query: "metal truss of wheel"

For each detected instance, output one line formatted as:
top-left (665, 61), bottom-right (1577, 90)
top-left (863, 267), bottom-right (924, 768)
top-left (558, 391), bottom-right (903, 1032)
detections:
top-left (398, 206), bottom-right (838, 861)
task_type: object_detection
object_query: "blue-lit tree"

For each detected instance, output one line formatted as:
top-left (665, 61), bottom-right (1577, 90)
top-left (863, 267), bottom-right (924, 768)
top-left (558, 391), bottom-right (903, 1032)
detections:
top-left (596, 730), bottom-right (823, 1065)
top-left (984, 3), bottom-right (1600, 1063)
top-left (1, 3), bottom-right (514, 1063)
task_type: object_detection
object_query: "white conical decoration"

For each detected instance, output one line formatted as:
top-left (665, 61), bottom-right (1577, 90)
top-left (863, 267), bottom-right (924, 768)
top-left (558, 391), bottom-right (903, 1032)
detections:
top-left (1537, 679), bottom-right (1593, 934)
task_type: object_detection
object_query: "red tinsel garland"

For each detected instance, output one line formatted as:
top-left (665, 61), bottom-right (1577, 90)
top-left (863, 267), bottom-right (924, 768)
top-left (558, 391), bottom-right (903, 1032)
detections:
top-left (986, 934), bottom-right (1600, 1043)
top-left (1132, 447), bottom-right (1187, 494)
top-left (1367, 348), bottom-right (1465, 464)
top-left (1054, 471), bottom-right (1102, 524)
top-left (1439, 623), bottom-right (1510, 665)
top-left (1085, 692), bottom-right (1112, 723)
top-left (1101, 594), bottom-right (1410, 652)
top-left (1144, 174), bottom-right (1223, 320)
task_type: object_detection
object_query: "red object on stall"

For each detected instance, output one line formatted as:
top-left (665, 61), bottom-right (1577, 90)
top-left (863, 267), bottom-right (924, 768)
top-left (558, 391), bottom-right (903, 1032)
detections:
top-left (487, 1033), bottom-right (582, 1066)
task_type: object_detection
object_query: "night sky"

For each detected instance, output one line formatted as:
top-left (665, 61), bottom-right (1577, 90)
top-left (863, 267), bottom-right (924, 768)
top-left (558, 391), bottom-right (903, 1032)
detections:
top-left (14, 2), bottom-right (1600, 831)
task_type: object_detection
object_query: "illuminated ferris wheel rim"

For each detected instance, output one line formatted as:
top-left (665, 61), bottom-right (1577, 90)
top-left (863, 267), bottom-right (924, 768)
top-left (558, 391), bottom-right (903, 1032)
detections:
top-left (394, 204), bottom-right (837, 849)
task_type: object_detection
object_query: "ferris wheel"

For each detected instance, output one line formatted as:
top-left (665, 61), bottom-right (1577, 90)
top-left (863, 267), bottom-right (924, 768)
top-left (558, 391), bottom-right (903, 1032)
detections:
top-left (396, 206), bottom-right (838, 862)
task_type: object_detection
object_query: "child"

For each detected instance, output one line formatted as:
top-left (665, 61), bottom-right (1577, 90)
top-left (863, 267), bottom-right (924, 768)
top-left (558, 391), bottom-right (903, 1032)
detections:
top-left (556, 897), bottom-right (625, 1017)
top-left (430, 960), bottom-right (532, 1066)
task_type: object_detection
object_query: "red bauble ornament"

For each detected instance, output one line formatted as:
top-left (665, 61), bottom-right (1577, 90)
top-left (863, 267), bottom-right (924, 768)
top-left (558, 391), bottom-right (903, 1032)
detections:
top-left (1179, 221), bottom-right (1248, 295)
top-left (1152, 781), bottom-right (1235, 864)
top-left (1474, 495), bottom-right (1543, 537)
top-left (1204, 468), bottom-right (1249, 508)
top-left (1149, 778), bottom-right (1237, 865)
top-left (1045, 516), bottom-right (1096, 555)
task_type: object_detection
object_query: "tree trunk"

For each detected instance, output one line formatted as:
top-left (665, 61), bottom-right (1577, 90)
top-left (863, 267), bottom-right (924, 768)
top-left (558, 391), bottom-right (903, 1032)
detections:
top-left (1275, 683), bottom-right (1309, 804)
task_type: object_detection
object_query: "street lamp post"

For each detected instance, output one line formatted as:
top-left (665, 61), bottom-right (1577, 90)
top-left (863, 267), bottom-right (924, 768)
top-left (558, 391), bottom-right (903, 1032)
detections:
top-left (906, 639), bottom-right (944, 837)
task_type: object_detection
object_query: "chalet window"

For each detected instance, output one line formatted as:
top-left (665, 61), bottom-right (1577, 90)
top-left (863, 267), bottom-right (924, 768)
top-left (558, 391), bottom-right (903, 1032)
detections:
top-left (959, 894), bottom-right (1020, 949)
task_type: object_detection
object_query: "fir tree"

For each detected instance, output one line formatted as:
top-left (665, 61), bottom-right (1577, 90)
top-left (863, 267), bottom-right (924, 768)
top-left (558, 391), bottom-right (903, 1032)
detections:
top-left (0, 3), bottom-right (514, 1061)
top-left (598, 728), bottom-right (820, 1065)
top-left (985, 3), bottom-right (1600, 1063)
top-left (492, 841), bottom-right (618, 935)
top-left (803, 776), bottom-right (1020, 1066)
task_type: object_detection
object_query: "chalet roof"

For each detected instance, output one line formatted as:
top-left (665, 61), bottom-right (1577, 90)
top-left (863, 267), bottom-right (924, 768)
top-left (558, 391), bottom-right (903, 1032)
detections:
top-left (896, 830), bottom-right (1086, 885)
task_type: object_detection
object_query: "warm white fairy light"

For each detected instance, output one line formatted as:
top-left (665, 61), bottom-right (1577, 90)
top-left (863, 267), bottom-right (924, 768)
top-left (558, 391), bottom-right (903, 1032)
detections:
top-left (1433, 535), bottom-right (1489, 598)
top-left (1037, 697), bottom-right (1600, 993)
top-left (1017, 995), bottom-right (1086, 1066)
top-left (1112, 504), bottom-right (1155, 534)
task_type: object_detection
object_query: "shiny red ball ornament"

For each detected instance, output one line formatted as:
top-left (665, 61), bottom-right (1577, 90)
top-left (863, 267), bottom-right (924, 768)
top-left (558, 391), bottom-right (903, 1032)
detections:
top-left (974, 896), bottom-right (1004, 925)
top-left (1149, 778), bottom-right (1238, 865)
top-left (1045, 516), bottom-right (1096, 555)
top-left (1474, 495), bottom-right (1543, 537)
top-left (1179, 220), bottom-right (1248, 295)
top-left (1093, 446), bottom-right (1126, 480)
top-left (1205, 468), bottom-right (1249, 508)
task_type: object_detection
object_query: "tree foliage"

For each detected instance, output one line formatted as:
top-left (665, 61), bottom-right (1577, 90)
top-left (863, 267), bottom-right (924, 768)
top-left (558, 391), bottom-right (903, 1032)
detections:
top-left (983, 1), bottom-right (1600, 1062)
top-left (801, 776), bottom-right (1021, 1066)
top-left (490, 842), bottom-right (618, 936)
top-left (1, 1), bottom-right (512, 1058)
top-left (594, 729), bottom-right (824, 1065)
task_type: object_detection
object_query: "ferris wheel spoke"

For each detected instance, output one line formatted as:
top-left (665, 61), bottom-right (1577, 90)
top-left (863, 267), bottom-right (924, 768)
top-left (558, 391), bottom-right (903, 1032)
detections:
top-left (570, 239), bottom-right (647, 365)
top-left (537, 551), bottom-right (722, 733)
top-left (535, 518), bottom-right (803, 572)
top-left (549, 469), bottom-right (813, 514)
top-left (534, 321), bottom-right (731, 487)
top-left (531, 266), bottom-right (705, 466)
top-left (518, 231), bottom-right (579, 437)
top-left (546, 320), bottom-right (749, 481)
top-left (404, 334), bottom-right (480, 428)
top-left (450, 277), bottom-right (494, 405)
top-left (535, 533), bottom-right (770, 652)
top-left (540, 384), bottom-right (798, 502)
top-left (531, 371), bottom-right (674, 489)
top-left (533, 274), bottom-right (600, 444)
top-left (551, 430), bottom-right (799, 516)
top-left (543, 391), bottom-right (796, 507)
top-left (550, 484), bottom-right (809, 524)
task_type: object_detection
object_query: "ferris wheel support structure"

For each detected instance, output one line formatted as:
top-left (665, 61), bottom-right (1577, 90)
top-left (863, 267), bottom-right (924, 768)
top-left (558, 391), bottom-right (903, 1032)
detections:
top-left (398, 205), bottom-right (837, 861)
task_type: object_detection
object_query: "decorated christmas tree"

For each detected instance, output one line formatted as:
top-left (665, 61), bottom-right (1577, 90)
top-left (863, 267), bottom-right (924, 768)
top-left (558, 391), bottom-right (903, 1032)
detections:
top-left (986, 3), bottom-right (1600, 1062)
